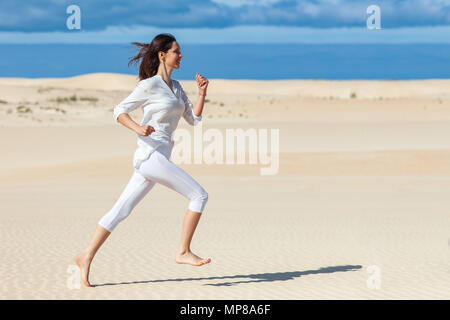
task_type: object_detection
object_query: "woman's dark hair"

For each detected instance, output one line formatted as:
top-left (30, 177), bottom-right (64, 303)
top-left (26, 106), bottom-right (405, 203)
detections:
top-left (128, 33), bottom-right (176, 80)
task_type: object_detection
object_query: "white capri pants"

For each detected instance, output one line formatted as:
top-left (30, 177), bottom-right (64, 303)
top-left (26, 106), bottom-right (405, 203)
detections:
top-left (98, 147), bottom-right (208, 232)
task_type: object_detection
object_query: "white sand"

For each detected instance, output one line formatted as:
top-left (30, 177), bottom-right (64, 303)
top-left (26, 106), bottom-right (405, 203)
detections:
top-left (0, 73), bottom-right (449, 299)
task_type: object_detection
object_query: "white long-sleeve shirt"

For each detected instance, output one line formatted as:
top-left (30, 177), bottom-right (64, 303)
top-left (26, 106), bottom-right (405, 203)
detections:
top-left (113, 74), bottom-right (202, 169)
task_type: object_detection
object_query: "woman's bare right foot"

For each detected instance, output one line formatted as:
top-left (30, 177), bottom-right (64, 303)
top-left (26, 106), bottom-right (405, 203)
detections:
top-left (175, 250), bottom-right (211, 266)
top-left (74, 252), bottom-right (93, 287)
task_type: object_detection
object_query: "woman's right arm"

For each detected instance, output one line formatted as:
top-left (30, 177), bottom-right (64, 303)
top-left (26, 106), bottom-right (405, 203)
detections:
top-left (114, 79), bottom-right (154, 136)
top-left (117, 113), bottom-right (154, 136)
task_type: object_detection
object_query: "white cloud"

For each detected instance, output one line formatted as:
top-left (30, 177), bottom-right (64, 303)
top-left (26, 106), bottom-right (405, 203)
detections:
top-left (211, 0), bottom-right (282, 8)
top-left (0, 24), bottom-right (450, 44)
top-left (1, 0), bottom-right (449, 32)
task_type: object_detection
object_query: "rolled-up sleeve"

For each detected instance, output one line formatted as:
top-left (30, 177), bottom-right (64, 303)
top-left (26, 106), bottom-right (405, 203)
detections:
top-left (113, 79), bottom-right (150, 124)
top-left (178, 81), bottom-right (202, 126)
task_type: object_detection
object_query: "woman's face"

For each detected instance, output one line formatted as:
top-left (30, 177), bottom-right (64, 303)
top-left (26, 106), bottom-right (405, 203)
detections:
top-left (163, 41), bottom-right (182, 69)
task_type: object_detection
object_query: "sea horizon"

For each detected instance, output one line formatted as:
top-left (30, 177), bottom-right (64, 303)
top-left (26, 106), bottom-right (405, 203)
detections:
top-left (1, 43), bottom-right (449, 80)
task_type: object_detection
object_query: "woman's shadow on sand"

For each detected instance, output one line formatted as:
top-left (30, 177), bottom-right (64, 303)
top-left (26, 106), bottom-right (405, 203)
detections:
top-left (93, 264), bottom-right (362, 287)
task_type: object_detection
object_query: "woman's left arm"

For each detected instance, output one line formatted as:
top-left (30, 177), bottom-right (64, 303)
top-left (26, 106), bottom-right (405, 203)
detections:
top-left (180, 73), bottom-right (209, 126)
top-left (192, 72), bottom-right (209, 117)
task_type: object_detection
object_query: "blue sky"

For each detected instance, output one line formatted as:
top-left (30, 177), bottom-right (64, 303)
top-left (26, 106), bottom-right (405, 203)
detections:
top-left (0, 0), bottom-right (449, 43)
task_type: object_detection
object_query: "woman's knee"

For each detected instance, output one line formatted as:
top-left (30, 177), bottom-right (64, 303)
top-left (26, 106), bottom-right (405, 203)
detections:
top-left (198, 187), bottom-right (209, 202)
top-left (98, 172), bottom-right (153, 232)
top-left (98, 204), bottom-right (132, 231)
top-left (188, 187), bottom-right (209, 212)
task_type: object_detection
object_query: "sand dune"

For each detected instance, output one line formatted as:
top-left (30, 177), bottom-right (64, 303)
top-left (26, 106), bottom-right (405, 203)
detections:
top-left (0, 73), bottom-right (449, 299)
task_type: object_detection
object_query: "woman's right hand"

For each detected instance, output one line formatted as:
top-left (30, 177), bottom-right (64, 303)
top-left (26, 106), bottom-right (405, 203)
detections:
top-left (135, 125), bottom-right (155, 136)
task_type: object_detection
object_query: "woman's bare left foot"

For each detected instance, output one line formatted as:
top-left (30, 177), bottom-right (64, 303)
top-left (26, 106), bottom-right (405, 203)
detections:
top-left (175, 251), bottom-right (211, 266)
top-left (74, 252), bottom-right (93, 287)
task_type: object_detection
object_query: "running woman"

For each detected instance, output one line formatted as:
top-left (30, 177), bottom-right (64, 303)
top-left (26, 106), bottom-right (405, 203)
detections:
top-left (75, 33), bottom-right (211, 287)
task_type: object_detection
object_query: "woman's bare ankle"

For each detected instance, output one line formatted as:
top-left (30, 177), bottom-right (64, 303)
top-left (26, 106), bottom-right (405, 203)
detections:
top-left (81, 250), bottom-right (95, 261)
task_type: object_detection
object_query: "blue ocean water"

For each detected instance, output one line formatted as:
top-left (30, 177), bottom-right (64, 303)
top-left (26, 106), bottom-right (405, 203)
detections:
top-left (0, 43), bottom-right (448, 80)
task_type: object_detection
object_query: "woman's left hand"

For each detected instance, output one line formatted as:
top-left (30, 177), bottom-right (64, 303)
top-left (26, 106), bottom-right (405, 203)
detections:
top-left (196, 72), bottom-right (209, 95)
